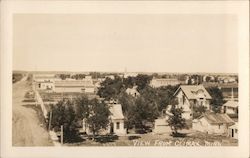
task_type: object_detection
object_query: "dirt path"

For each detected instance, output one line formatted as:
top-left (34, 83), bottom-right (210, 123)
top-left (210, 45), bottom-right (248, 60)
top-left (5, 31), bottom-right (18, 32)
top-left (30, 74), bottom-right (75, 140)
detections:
top-left (12, 77), bottom-right (53, 146)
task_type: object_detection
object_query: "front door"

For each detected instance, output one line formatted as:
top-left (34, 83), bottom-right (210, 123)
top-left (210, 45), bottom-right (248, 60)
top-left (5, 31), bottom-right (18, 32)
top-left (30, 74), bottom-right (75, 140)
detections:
top-left (231, 129), bottom-right (234, 137)
top-left (110, 123), bottom-right (114, 134)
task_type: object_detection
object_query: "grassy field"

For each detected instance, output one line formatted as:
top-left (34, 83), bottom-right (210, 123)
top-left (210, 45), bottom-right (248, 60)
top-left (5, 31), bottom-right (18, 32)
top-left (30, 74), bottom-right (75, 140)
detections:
top-left (65, 130), bottom-right (237, 147)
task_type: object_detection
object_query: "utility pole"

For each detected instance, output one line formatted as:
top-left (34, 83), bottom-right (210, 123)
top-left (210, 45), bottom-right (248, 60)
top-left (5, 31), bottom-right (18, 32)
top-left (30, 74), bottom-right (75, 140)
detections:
top-left (61, 125), bottom-right (63, 145)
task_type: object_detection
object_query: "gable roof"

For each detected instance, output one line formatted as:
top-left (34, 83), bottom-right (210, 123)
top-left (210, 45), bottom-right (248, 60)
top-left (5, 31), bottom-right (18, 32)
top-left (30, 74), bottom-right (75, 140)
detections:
top-left (200, 113), bottom-right (234, 125)
top-left (223, 100), bottom-right (238, 108)
top-left (174, 85), bottom-right (212, 100)
top-left (109, 104), bottom-right (124, 120)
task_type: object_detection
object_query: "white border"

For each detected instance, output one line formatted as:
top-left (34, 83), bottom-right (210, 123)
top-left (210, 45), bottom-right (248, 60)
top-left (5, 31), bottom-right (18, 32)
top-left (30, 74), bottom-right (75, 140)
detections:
top-left (1, 1), bottom-right (249, 158)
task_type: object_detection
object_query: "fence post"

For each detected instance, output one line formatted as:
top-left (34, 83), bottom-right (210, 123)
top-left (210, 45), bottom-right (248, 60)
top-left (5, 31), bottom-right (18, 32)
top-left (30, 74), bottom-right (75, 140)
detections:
top-left (61, 125), bottom-right (63, 145)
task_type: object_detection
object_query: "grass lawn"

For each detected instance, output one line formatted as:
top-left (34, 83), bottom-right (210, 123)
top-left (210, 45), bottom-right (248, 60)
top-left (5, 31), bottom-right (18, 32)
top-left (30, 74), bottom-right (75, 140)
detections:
top-left (65, 130), bottom-right (238, 147)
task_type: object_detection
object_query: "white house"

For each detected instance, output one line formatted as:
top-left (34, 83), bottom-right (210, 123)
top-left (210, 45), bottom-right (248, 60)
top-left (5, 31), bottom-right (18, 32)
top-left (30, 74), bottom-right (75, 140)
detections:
top-left (150, 78), bottom-right (180, 88)
top-left (228, 122), bottom-right (238, 139)
top-left (222, 101), bottom-right (238, 115)
top-left (125, 86), bottom-right (140, 97)
top-left (82, 102), bottom-right (126, 136)
top-left (173, 85), bottom-right (212, 120)
top-left (109, 103), bottom-right (127, 136)
top-left (192, 113), bottom-right (234, 134)
top-left (37, 81), bottom-right (55, 90)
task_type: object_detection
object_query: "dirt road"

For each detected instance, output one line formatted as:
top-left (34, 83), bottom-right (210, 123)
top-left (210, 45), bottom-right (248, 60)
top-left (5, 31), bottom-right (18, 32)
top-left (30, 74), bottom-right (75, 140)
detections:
top-left (12, 77), bottom-right (53, 146)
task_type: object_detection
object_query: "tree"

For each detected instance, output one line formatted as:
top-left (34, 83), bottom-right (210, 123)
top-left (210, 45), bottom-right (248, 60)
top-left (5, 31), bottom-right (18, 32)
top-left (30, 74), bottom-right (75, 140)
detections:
top-left (50, 99), bottom-right (80, 143)
top-left (117, 91), bottom-right (136, 132)
top-left (86, 99), bottom-right (111, 137)
top-left (132, 95), bottom-right (159, 131)
top-left (167, 105), bottom-right (187, 136)
top-left (123, 76), bottom-right (136, 89)
top-left (134, 74), bottom-right (153, 92)
top-left (155, 85), bottom-right (179, 111)
top-left (97, 76), bottom-right (124, 100)
top-left (193, 105), bottom-right (207, 119)
top-left (206, 87), bottom-right (225, 113)
top-left (75, 97), bottom-right (111, 138)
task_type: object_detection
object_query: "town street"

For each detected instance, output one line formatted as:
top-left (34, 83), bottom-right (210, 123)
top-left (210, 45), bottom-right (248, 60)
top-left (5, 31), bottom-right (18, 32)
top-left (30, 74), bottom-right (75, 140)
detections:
top-left (12, 76), bottom-right (53, 146)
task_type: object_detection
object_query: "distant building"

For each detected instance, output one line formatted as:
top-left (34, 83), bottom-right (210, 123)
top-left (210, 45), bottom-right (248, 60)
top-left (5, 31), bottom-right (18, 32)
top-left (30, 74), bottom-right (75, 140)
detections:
top-left (124, 72), bottom-right (138, 78)
top-left (38, 81), bottom-right (54, 90)
top-left (192, 113), bottom-right (234, 134)
top-left (54, 78), bottom-right (95, 93)
top-left (33, 74), bottom-right (55, 82)
top-left (150, 78), bottom-right (180, 88)
top-left (222, 89), bottom-right (238, 115)
top-left (173, 85), bottom-right (212, 119)
top-left (125, 86), bottom-right (140, 97)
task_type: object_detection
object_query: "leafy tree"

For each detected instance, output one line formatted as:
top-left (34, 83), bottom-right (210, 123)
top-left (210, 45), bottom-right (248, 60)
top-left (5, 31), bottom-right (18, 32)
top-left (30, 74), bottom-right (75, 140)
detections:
top-left (192, 105), bottom-right (207, 119)
top-left (50, 99), bottom-right (80, 143)
top-left (58, 74), bottom-right (70, 80)
top-left (89, 72), bottom-right (102, 79)
top-left (155, 85), bottom-right (179, 111)
top-left (187, 78), bottom-right (192, 85)
top-left (97, 76), bottom-right (124, 100)
top-left (74, 97), bottom-right (111, 138)
top-left (206, 87), bottom-right (225, 113)
top-left (132, 95), bottom-right (159, 130)
top-left (123, 76), bottom-right (136, 89)
top-left (134, 74), bottom-right (153, 92)
top-left (167, 105), bottom-right (187, 136)
top-left (86, 99), bottom-right (111, 137)
top-left (117, 91), bottom-right (136, 131)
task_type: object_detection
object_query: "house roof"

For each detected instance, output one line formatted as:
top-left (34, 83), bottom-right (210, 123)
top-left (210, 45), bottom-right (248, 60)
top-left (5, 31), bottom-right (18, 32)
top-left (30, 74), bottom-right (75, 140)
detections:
top-left (109, 104), bottom-right (124, 120)
top-left (174, 85), bottom-right (212, 99)
top-left (55, 79), bottom-right (94, 88)
top-left (223, 100), bottom-right (238, 108)
top-left (200, 113), bottom-right (234, 125)
top-left (126, 86), bottom-right (139, 95)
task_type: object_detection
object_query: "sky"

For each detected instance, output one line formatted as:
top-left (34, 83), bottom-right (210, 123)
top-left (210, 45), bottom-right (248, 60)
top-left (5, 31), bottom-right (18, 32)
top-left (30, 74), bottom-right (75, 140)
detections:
top-left (13, 14), bottom-right (238, 73)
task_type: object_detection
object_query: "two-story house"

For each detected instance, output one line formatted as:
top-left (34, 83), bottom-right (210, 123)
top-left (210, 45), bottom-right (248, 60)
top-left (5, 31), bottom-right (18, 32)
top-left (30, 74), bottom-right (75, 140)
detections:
top-left (173, 85), bottom-right (212, 119)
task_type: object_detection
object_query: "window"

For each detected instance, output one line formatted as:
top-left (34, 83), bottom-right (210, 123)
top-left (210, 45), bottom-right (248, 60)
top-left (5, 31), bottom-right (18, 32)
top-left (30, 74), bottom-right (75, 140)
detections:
top-left (218, 125), bottom-right (220, 129)
top-left (235, 129), bottom-right (238, 134)
top-left (116, 122), bottom-right (120, 130)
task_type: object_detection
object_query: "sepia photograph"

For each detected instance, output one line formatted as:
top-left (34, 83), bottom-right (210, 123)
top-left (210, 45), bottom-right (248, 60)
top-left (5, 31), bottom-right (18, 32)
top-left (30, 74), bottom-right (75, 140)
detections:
top-left (12, 13), bottom-right (239, 147)
top-left (1, 1), bottom-right (249, 158)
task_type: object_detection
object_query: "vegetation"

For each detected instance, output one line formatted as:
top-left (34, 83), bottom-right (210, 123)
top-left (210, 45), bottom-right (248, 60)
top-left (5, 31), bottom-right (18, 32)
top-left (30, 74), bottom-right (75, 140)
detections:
top-left (97, 74), bottom-right (179, 133)
top-left (12, 73), bottom-right (23, 83)
top-left (206, 87), bottom-right (225, 113)
top-left (49, 97), bottom-right (111, 142)
top-left (50, 100), bottom-right (80, 143)
top-left (192, 105), bottom-right (207, 119)
top-left (167, 105), bottom-right (187, 136)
